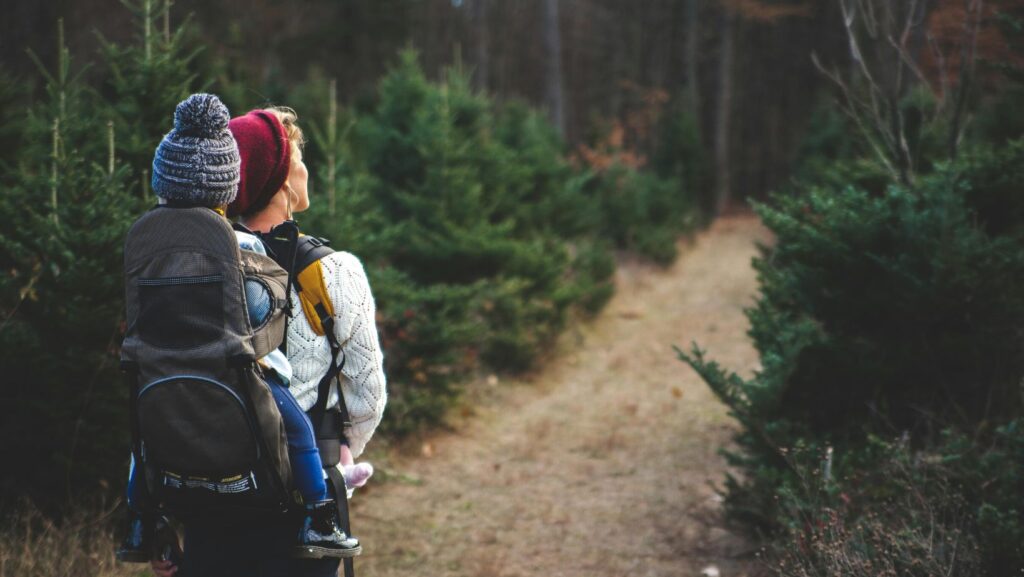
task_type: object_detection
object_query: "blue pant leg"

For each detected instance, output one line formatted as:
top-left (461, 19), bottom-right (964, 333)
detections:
top-left (265, 373), bottom-right (329, 503)
top-left (127, 453), bottom-right (144, 510)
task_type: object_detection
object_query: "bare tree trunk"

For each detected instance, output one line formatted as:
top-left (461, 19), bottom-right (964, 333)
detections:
top-left (143, 0), bottom-right (152, 63)
top-left (714, 9), bottom-right (735, 216)
top-left (327, 78), bottom-right (337, 217)
top-left (685, 0), bottom-right (700, 117)
top-left (474, 0), bottom-right (489, 92)
top-left (649, 1), bottom-right (670, 90)
top-left (949, 0), bottom-right (984, 160)
top-left (543, 0), bottom-right (565, 137)
top-left (163, 0), bottom-right (172, 44)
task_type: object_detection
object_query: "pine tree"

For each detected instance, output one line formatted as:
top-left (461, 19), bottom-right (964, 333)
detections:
top-left (299, 52), bottom-right (620, 434)
top-left (96, 0), bottom-right (201, 197)
top-left (0, 18), bottom-right (142, 502)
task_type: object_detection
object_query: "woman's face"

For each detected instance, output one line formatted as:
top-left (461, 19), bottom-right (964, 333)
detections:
top-left (288, 149), bottom-right (310, 214)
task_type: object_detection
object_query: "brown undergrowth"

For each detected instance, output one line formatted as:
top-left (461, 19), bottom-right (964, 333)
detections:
top-left (0, 500), bottom-right (141, 577)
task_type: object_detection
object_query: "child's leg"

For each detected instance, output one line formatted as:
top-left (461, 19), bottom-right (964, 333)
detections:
top-left (268, 373), bottom-right (361, 558)
top-left (265, 373), bottom-right (329, 503)
top-left (127, 454), bottom-right (145, 510)
top-left (118, 454), bottom-right (154, 562)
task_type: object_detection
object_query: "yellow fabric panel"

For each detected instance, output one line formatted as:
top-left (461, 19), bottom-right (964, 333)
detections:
top-left (296, 259), bottom-right (335, 337)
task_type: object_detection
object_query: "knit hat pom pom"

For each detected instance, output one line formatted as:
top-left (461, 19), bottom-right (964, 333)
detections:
top-left (174, 93), bottom-right (230, 138)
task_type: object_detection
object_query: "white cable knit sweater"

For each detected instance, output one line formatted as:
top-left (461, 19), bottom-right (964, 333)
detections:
top-left (285, 250), bottom-right (387, 458)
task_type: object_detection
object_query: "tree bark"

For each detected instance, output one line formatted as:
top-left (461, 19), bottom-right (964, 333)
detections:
top-left (714, 8), bottom-right (735, 216)
top-left (473, 0), bottom-right (489, 92)
top-left (543, 0), bottom-right (565, 137)
top-left (685, 0), bottom-right (700, 117)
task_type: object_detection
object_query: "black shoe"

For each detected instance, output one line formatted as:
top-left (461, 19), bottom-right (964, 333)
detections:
top-left (115, 511), bottom-right (151, 563)
top-left (293, 500), bottom-right (362, 559)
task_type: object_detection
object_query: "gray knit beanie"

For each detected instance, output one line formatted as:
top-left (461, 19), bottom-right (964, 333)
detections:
top-left (151, 93), bottom-right (240, 206)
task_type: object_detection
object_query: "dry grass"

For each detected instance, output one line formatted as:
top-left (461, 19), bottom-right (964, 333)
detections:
top-left (777, 509), bottom-right (980, 577)
top-left (0, 501), bottom-right (143, 577)
top-left (772, 450), bottom-right (983, 577)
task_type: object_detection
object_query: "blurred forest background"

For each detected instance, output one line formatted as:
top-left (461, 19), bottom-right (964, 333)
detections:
top-left (1, 0), bottom-right (1024, 575)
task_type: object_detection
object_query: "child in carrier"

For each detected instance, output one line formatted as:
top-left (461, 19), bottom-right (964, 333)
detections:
top-left (116, 93), bottom-right (364, 562)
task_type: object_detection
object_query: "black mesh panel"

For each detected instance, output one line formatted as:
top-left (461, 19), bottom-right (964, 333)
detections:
top-left (138, 274), bottom-right (224, 349)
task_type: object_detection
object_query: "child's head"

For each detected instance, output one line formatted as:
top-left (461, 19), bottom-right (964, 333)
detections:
top-left (151, 93), bottom-right (240, 208)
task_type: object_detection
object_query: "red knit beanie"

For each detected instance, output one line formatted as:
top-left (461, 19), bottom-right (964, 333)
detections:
top-left (227, 110), bottom-right (291, 217)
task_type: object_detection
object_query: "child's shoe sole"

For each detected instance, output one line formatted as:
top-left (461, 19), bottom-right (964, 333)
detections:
top-left (293, 544), bottom-right (362, 559)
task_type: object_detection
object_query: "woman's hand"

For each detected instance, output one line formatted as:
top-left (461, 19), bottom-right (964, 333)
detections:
top-left (151, 559), bottom-right (178, 577)
top-left (339, 443), bottom-right (355, 468)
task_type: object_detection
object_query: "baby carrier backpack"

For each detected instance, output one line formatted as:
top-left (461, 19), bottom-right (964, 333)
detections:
top-left (120, 204), bottom-right (293, 518)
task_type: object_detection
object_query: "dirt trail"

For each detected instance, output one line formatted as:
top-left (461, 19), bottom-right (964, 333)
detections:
top-left (354, 215), bottom-right (769, 577)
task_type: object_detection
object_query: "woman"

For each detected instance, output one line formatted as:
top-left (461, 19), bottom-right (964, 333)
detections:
top-left (231, 107), bottom-right (386, 465)
top-left (152, 106), bottom-right (387, 577)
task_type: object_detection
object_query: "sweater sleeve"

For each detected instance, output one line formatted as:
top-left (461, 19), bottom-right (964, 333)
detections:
top-left (321, 251), bottom-right (387, 458)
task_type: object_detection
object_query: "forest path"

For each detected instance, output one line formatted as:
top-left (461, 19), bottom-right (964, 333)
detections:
top-left (354, 215), bottom-right (769, 577)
